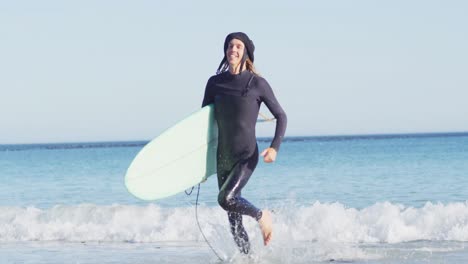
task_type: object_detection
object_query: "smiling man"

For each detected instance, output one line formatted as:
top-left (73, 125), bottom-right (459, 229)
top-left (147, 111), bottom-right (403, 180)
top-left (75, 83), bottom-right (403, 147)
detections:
top-left (201, 32), bottom-right (288, 253)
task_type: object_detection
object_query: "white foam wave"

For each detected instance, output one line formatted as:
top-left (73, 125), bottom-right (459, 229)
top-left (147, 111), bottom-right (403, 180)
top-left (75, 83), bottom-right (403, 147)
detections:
top-left (278, 201), bottom-right (468, 244)
top-left (2, 201), bottom-right (468, 245)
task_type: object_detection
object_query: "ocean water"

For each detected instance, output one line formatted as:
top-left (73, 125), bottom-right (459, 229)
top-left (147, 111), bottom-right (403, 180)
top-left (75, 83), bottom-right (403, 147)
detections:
top-left (1, 133), bottom-right (468, 263)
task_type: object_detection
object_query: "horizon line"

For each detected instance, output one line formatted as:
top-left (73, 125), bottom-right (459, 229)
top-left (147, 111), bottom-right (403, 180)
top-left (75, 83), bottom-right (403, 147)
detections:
top-left (1, 130), bottom-right (467, 147)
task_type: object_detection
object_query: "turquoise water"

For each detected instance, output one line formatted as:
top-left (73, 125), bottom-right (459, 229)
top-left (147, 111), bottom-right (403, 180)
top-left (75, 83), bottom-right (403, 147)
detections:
top-left (1, 133), bottom-right (468, 263)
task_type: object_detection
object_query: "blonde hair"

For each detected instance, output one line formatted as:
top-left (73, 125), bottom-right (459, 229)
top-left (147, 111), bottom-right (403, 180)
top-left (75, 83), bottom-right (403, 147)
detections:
top-left (246, 59), bottom-right (260, 76)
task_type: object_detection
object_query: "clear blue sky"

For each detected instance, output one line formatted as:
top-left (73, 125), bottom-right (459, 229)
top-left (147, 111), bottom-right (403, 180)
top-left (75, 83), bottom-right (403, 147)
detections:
top-left (1, 1), bottom-right (467, 144)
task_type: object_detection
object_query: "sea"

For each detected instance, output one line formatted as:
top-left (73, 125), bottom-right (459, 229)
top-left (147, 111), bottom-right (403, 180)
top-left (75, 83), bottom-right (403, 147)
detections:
top-left (1, 132), bottom-right (468, 264)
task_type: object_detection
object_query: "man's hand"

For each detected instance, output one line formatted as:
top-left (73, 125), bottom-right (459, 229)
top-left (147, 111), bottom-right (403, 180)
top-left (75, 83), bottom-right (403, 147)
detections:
top-left (260, 148), bottom-right (277, 163)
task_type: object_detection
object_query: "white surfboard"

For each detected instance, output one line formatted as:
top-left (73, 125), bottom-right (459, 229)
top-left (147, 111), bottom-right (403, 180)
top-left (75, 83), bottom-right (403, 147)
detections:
top-left (125, 104), bottom-right (218, 201)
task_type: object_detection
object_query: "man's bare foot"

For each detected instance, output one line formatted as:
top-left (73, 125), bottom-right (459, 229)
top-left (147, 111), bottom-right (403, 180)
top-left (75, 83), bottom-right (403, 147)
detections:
top-left (258, 210), bottom-right (273, 246)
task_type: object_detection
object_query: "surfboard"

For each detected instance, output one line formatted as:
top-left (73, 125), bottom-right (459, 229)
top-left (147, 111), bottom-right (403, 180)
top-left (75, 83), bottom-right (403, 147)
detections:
top-left (125, 104), bottom-right (218, 201)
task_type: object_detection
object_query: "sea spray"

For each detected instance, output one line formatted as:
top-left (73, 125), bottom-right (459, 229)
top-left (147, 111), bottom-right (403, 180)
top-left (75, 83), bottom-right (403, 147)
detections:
top-left (3, 202), bottom-right (468, 244)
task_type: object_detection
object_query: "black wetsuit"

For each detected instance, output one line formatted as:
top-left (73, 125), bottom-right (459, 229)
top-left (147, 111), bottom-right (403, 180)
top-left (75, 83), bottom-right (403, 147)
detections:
top-left (201, 70), bottom-right (287, 253)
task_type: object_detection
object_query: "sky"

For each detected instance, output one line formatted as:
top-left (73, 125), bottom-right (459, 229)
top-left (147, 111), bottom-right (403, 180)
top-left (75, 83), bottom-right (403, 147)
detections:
top-left (1, 0), bottom-right (467, 144)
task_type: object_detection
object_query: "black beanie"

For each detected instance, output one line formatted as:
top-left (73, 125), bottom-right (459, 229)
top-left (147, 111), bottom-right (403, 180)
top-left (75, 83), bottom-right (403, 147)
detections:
top-left (217, 32), bottom-right (255, 74)
top-left (223, 32), bottom-right (255, 62)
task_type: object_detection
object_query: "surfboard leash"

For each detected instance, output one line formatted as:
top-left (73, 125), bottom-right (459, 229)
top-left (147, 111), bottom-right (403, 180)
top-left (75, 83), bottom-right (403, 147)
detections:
top-left (194, 183), bottom-right (225, 262)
